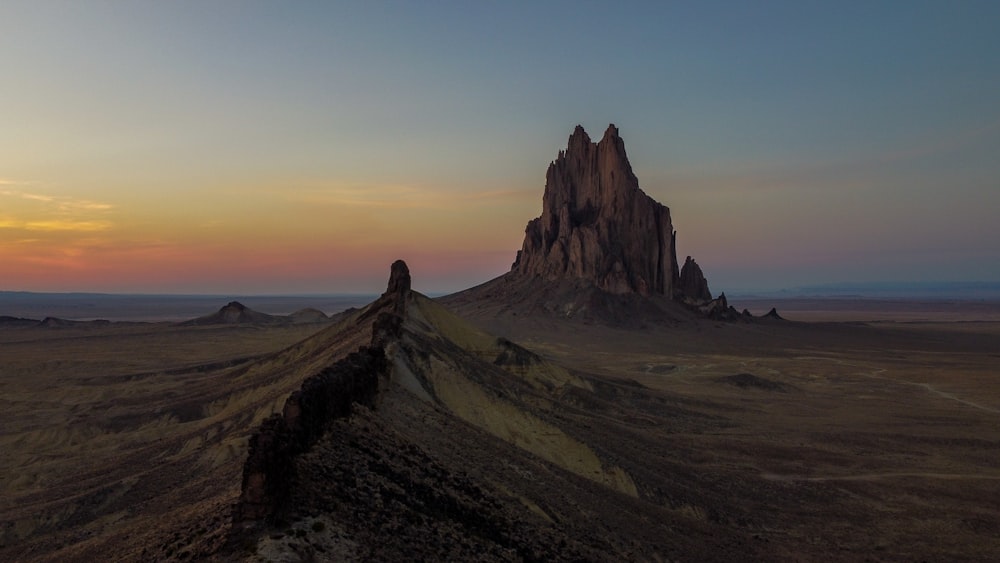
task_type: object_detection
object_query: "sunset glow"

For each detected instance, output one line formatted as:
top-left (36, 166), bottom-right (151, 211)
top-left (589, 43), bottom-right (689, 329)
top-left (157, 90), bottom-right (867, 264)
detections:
top-left (2, 2), bottom-right (998, 294)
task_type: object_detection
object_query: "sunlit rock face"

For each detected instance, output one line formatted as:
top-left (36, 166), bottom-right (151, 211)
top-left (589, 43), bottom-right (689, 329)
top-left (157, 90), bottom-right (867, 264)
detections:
top-left (512, 124), bottom-right (678, 297)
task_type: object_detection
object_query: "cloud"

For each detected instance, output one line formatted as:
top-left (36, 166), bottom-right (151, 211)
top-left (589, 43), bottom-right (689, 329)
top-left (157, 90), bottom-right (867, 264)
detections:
top-left (0, 218), bottom-right (112, 232)
top-left (59, 200), bottom-right (115, 211)
top-left (23, 220), bottom-right (113, 232)
top-left (0, 188), bottom-right (116, 232)
top-left (0, 187), bottom-right (114, 209)
top-left (0, 178), bottom-right (45, 191)
top-left (19, 192), bottom-right (57, 203)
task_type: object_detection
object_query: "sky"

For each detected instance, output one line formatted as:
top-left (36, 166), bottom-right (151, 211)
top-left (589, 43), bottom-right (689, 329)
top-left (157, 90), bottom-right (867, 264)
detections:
top-left (2, 1), bottom-right (998, 295)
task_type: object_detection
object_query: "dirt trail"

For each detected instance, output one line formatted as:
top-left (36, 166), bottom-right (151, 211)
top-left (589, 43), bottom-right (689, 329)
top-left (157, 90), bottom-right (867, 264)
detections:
top-left (859, 368), bottom-right (1000, 414)
top-left (909, 381), bottom-right (1000, 413)
top-left (793, 357), bottom-right (1000, 414)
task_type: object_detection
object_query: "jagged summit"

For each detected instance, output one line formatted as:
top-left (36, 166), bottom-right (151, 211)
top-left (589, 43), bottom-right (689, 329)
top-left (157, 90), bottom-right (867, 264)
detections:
top-left (512, 124), bottom-right (676, 297)
top-left (678, 256), bottom-right (712, 303)
top-left (383, 259), bottom-right (411, 299)
top-left (446, 124), bottom-right (726, 324)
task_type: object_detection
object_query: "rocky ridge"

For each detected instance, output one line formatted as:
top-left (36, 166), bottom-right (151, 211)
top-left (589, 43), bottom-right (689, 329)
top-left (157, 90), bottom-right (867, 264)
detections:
top-left (222, 260), bottom-right (755, 561)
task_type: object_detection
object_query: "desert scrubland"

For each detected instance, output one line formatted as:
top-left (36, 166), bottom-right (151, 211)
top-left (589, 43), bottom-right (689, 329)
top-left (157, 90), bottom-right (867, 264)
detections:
top-left (1, 297), bottom-right (998, 561)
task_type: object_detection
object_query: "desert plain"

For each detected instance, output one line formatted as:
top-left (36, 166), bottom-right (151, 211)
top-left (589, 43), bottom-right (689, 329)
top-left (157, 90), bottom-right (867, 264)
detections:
top-left (1, 296), bottom-right (998, 561)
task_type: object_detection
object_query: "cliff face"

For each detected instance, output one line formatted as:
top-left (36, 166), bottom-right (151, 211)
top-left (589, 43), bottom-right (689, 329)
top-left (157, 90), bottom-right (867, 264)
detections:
top-left (511, 125), bottom-right (678, 297)
top-left (234, 347), bottom-right (387, 523)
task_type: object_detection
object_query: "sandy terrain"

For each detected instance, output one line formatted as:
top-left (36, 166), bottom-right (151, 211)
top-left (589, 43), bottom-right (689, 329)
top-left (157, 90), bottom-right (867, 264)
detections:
top-left (0, 317), bottom-right (371, 561)
top-left (2, 298), bottom-right (999, 561)
top-left (448, 301), bottom-right (1000, 561)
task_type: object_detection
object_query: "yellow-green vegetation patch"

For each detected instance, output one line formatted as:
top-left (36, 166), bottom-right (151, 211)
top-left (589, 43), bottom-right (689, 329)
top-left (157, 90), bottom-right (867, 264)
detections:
top-left (414, 295), bottom-right (591, 392)
top-left (412, 351), bottom-right (637, 497)
top-left (412, 294), bottom-right (497, 352)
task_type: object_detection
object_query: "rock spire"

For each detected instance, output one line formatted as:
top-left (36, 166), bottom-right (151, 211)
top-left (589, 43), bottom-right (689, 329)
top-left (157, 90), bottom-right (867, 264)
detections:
top-left (677, 256), bottom-right (712, 302)
top-left (383, 259), bottom-right (411, 300)
top-left (511, 124), bottom-right (681, 297)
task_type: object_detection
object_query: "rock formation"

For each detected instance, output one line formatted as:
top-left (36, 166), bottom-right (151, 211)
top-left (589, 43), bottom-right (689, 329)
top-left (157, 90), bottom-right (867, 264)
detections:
top-left (382, 259), bottom-right (411, 315)
top-left (234, 347), bottom-right (387, 523)
top-left (510, 124), bottom-right (714, 305)
top-left (233, 262), bottom-right (412, 524)
top-left (181, 301), bottom-right (283, 326)
top-left (677, 256), bottom-right (712, 302)
top-left (512, 124), bottom-right (677, 297)
top-left (0, 316), bottom-right (38, 327)
top-left (288, 308), bottom-right (329, 323)
top-left (383, 259), bottom-right (411, 297)
top-left (180, 301), bottom-right (336, 326)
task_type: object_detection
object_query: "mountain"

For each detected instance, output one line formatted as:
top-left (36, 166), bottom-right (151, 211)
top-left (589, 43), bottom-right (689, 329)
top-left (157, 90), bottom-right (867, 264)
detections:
top-left (180, 301), bottom-right (284, 325)
top-left (447, 124), bottom-right (729, 324)
top-left (512, 124), bottom-right (678, 297)
top-left (179, 301), bottom-right (331, 326)
top-left (287, 307), bottom-right (330, 323)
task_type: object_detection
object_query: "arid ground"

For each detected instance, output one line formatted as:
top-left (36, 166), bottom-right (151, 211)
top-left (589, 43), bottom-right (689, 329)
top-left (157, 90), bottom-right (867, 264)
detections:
top-left (2, 298), bottom-right (999, 561)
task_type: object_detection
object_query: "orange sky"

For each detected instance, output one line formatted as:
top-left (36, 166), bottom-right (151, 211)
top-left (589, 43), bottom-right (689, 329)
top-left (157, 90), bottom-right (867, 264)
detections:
top-left (2, 3), bottom-right (998, 295)
top-left (1, 178), bottom-right (537, 293)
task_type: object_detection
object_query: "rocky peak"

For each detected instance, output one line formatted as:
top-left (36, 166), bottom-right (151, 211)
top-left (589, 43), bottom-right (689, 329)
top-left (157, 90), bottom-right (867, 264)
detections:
top-left (219, 301), bottom-right (251, 323)
top-left (511, 124), bottom-right (676, 296)
top-left (179, 300), bottom-right (283, 326)
top-left (677, 256), bottom-right (712, 302)
top-left (763, 307), bottom-right (784, 320)
top-left (384, 260), bottom-right (411, 298)
top-left (371, 259), bottom-right (410, 326)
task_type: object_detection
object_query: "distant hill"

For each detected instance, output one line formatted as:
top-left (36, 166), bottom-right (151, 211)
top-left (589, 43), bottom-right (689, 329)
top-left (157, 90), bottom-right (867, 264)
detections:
top-left (179, 301), bottom-right (331, 326)
top-left (0, 292), bottom-right (373, 322)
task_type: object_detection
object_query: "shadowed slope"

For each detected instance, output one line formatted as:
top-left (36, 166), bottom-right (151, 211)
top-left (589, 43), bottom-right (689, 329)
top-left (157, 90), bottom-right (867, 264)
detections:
top-left (0, 281), bottom-right (408, 562)
top-left (217, 261), bottom-right (764, 562)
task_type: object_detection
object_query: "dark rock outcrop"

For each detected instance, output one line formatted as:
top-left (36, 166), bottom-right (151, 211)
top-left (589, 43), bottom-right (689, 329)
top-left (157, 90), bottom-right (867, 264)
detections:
top-left (383, 259), bottom-right (411, 315)
top-left (234, 261), bottom-right (410, 524)
top-left (181, 301), bottom-right (282, 326)
top-left (763, 307), bottom-right (784, 320)
top-left (0, 315), bottom-right (40, 327)
top-left (35, 317), bottom-right (111, 328)
top-left (384, 259), bottom-right (411, 299)
top-left (288, 308), bottom-right (329, 323)
top-left (677, 256), bottom-right (712, 302)
top-left (234, 347), bottom-right (387, 523)
top-left (511, 125), bottom-right (678, 297)
top-left (716, 373), bottom-right (791, 392)
top-left (362, 259), bottom-right (410, 342)
top-left (699, 292), bottom-right (746, 321)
